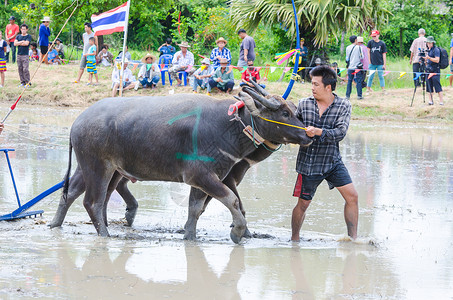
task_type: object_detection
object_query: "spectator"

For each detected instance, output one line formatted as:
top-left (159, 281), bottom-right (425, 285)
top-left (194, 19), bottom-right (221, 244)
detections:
top-left (193, 58), bottom-right (214, 94)
top-left (29, 42), bottom-right (40, 61)
top-left (345, 35), bottom-right (364, 100)
top-left (208, 57), bottom-right (234, 95)
top-left (366, 30), bottom-right (387, 94)
top-left (331, 62), bottom-right (346, 83)
top-left (424, 36), bottom-right (444, 105)
top-left (0, 32), bottom-right (6, 87)
top-left (84, 37), bottom-right (98, 85)
top-left (158, 37), bottom-right (175, 56)
top-left (5, 16), bottom-right (19, 63)
top-left (210, 37), bottom-right (231, 68)
top-left (111, 59), bottom-right (136, 97)
top-left (97, 45), bottom-right (113, 66)
top-left (357, 36), bottom-right (368, 90)
top-left (47, 49), bottom-right (62, 64)
top-left (74, 22), bottom-right (97, 84)
top-left (0, 123), bottom-right (3, 134)
top-left (240, 60), bottom-right (265, 88)
top-left (237, 29), bottom-right (256, 71)
top-left (136, 53), bottom-right (160, 90)
top-left (116, 45), bottom-right (132, 61)
top-left (170, 41), bottom-right (194, 86)
top-left (410, 29), bottom-right (427, 87)
top-left (55, 38), bottom-right (64, 59)
top-left (449, 33), bottom-right (453, 87)
top-left (295, 38), bottom-right (308, 83)
top-left (14, 24), bottom-right (31, 87)
top-left (39, 16), bottom-right (51, 64)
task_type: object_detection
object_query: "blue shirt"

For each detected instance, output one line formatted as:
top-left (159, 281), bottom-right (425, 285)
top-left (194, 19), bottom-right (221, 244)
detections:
top-left (0, 40), bottom-right (7, 59)
top-left (210, 47), bottom-right (232, 67)
top-left (160, 45), bottom-right (175, 56)
top-left (87, 45), bottom-right (96, 62)
top-left (300, 46), bottom-right (308, 58)
top-left (39, 24), bottom-right (51, 46)
top-left (427, 46), bottom-right (440, 73)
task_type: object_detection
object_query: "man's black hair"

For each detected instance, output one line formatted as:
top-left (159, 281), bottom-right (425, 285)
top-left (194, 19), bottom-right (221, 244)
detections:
top-left (166, 37), bottom-right (172, 44)
top-left (89, 37), bottom-right (95, 42)
top-left (101, 44), bottom-right (108, 50)
top-left (349, 35), bottom-right (357, 43)
top-left (21, 24), bottom-right (28, 29)
top-left (237, 29), bottom-right (246, 35)
top-left (84, 22), bottom-right (92, 28)
top-left (30, 42), bottom-right (37, 48)
top-left (309, 65), bottom-right (337, 91)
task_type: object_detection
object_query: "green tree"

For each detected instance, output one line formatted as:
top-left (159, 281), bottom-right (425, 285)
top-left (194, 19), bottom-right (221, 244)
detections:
top-left (230, 0), bottom-right (390, 47)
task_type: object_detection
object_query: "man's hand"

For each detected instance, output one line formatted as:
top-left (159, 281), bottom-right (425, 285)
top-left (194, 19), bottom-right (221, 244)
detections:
top-left (195, 75), bottom-right (200, 80)
top-left (305, 126), bottom-right (322, 138)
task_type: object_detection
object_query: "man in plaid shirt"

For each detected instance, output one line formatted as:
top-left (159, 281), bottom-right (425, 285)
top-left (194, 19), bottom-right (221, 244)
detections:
top-left (291, 65), bottom-right (358, 241)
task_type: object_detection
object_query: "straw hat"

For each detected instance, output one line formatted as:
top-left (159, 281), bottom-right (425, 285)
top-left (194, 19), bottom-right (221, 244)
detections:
top-left (141, 53), bottom-right (156, 63)
top-left (201, 58), bottom-right (211, 65)
top-left (177, 41), bottom-right (190, 48)
top-left (216, 37), bottom-right (227, 45)
top-left (357, 36), bottom-right (364, 43)
top-left (219, 57), bottom-right (228, 65)
top-left (42, 16), bottom-right (51, 22)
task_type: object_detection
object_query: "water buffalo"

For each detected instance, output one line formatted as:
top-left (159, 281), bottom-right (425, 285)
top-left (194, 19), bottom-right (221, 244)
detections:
top-left (53, 84), bottom-right (312, 243)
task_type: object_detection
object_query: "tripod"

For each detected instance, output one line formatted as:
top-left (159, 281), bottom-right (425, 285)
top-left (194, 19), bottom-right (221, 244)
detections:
top-left (411, 59), bottom-right (426, 107)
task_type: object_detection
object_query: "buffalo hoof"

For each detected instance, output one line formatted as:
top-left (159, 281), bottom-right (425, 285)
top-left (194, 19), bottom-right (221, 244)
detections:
top-left (183, 230), bottom-right (196, 241)
top-left (230, 226), bottom-right (246, 244)
top-left (243, 227), bottom-right (252, 239)
top-left (48, 222), bottom-right (62, 229)
top-left (125, 208), bottom-right (137, 227)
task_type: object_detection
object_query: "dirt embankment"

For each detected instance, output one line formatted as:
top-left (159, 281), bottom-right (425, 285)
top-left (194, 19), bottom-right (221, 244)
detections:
top-left (1, 63), bottom-right (452, 122)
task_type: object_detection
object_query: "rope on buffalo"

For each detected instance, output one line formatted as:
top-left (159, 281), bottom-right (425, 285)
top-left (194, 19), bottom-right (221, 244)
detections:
top-left (250, 115), bottom-right (282, 153)
top-left (258, 116), bottom-right (307, 131)
top-left (1, 1), bottom-right (79, 123)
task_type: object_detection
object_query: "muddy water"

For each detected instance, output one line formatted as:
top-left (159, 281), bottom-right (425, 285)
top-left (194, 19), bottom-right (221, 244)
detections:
top-left (0, 105), bottom-right (452, 299)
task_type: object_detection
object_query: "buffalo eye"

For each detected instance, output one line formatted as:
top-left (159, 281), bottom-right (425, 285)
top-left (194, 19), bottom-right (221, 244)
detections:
top-left (282, 110), bottom-right (290, 118)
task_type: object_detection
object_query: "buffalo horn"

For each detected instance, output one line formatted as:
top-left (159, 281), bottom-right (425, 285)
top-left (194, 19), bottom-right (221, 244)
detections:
top-left (249, 79), bottom-right (269, 96)
top-left (242, 86), bottom-right (280, 111)
top-left (238, 91), bottom-right (260, 116)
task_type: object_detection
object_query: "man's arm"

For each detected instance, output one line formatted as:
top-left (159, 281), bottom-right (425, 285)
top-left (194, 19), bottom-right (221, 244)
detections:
top-left (383, 52), bottom-right (387, 69)
top-left (367, 48), bottom-right (371, 65)
top-left (95, 36), bottom-right (99, 54)
top-left (243, 48), bottom-right (248, 61)
top-left (450, 47), bottom-right (453, 65)
top-left (307, 103), bottom-right (351, 143)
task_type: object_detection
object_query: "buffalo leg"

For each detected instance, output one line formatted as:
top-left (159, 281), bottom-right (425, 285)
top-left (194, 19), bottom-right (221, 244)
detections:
top-left (115, 177), bottom-right (138, 226)
top-left (82, 163), bottom-right (114, 237)
top-left (102, 171), bottom-right (123, 227)
top-left (49, 166), bottom-right (86, 228)
top-left (184, 187), bottom-right (208, 240)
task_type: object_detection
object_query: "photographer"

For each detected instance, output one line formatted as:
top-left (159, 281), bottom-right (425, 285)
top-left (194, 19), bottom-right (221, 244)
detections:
top-left (409, 28), bottom-right (427, 87)
top-left (424, 36), bottom-right (444, 105)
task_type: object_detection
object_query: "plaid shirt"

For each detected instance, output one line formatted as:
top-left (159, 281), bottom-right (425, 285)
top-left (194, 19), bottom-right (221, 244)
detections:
top-left (295, 94), bottom-right (351, 176)
top-left (210, 47), bottom-right (232, 67)
top-left (172, 50), bottom-right (194, 67)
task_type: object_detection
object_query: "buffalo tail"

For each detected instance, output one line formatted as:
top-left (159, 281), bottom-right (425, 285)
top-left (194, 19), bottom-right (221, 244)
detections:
top-left (62, 140), bottom-right (72, 203)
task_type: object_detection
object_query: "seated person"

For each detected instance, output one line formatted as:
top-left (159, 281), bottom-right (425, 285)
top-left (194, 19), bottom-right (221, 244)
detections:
top-left (97, 45), bottom-right (114, 66)
top-left (240, 60), bottom-right (265, 88)
top-left (209, 37), bottom-right (231, 68)
top-left (158, 37), bottom-right (176, 57)
top-left (169, 41), bottom-right (195, 86)
top-left (208, 57), bottom-right (234, 95)
top-left (331, 62), bottom-right (346, 82)
top-left (136, 53), bottom-right (160, 89)
top-left (111, 59), bottom-right (136, 97)
top-left (115, 45), bottom-right (132, 61)
top-left (47, 49), bottom-right (62, 64)
top-left (55, 38), bottom-right (65, 59)
top-left (29, 42), bottom-right (40, 61)
top-left (193, 58), bottom-right (214, 94)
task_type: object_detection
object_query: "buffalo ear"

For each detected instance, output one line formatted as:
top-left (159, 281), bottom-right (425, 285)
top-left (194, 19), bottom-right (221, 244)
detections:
top-left (238, 92), bottom-right (262, 116)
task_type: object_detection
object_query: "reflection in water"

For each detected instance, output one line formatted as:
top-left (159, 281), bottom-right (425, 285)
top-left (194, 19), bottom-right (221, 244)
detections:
top-left (1, 106), bottom-right (453, 299)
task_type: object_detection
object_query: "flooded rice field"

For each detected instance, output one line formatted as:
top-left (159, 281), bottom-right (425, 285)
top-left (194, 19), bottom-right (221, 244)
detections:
top-left (0, 105), bottom-right (452, 299)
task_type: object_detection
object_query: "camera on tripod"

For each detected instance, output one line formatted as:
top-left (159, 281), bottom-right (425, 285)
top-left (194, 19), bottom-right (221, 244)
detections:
top-left (418, 48), bottom-right (427, 64)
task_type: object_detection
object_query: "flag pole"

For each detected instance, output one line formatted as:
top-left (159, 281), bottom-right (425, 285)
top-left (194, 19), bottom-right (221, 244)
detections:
top-left (119, 0), bottom-right (131, 97)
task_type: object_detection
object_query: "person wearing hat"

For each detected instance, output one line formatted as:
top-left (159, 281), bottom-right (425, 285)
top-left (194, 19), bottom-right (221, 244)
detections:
top-left (136, 53), bottom-right (160, 90)
top-left (193, 58), bottom-right (214, 94)
top-left (5, 16), bottom-right (19, 63)
top-left (410, 28), bottom-right (427, 87)
top-left (295, 38), bottom-right (308, 83)
top-left (54, 38), bottom-right (64, 59)
top-left (210, 37), bottom-right (231, 68)
top-left (345, 35), bottom-right (364, 100)
top-left (208, 57), bottom-right (234, 94)
top-left (424, 36), bottom-right (444, 105)
top-left (366, 30), bottom-right (387, 94)
top-left (170, 41), bottom-right (194, 86)
top-left (111, 59), bottom-right (137, 97)
top-left (39, 16), bottom-right (51, 64)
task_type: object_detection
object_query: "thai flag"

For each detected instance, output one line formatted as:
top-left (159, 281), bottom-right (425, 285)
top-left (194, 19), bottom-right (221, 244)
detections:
top-left (91, 2), bottom-right (128, 36)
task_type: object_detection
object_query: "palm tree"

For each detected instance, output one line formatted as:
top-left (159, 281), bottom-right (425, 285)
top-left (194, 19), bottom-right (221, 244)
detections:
top-left (230, 0), bottom-right (390, 47)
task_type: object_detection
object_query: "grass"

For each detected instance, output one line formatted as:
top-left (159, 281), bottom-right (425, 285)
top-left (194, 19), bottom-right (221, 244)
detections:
top-left (0, 59), bottom-right (452, 122)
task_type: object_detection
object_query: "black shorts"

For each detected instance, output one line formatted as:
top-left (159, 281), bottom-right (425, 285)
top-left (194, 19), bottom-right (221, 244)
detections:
top-left (426, 74), bottom-right (442, 93)
top-left (293, 162), bottom-right (352, 200)
top-left (40, 46), bottom-right (49, 56)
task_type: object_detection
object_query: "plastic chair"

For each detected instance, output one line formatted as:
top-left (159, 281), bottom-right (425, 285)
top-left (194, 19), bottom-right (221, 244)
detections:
top-left (158, 54), bottom-right (173, 86)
